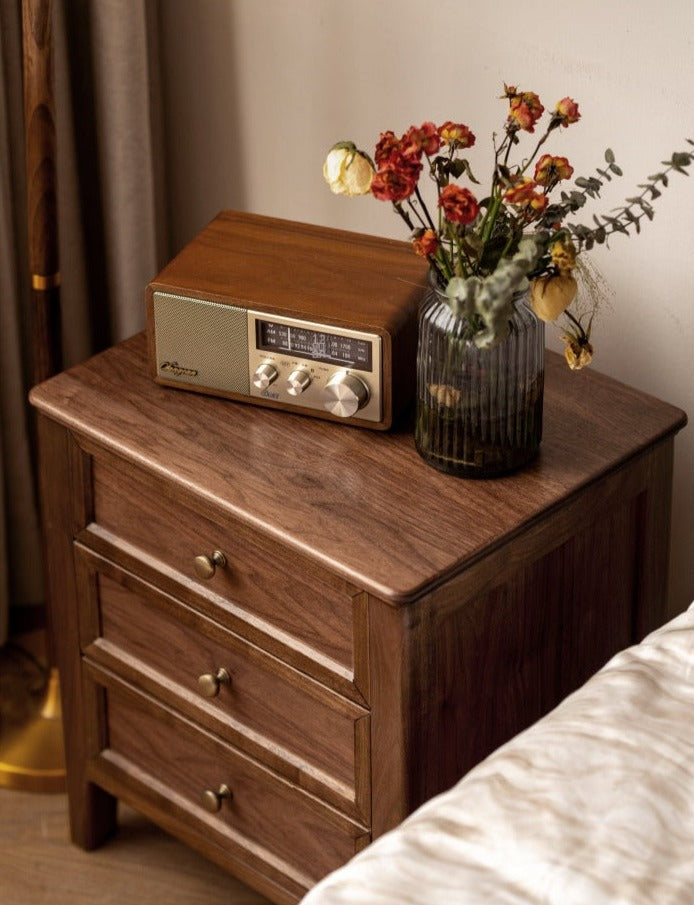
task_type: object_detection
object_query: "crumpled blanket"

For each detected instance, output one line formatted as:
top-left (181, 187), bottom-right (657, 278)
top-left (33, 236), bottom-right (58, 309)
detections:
top-left (302, 603), bottom-right (694, 905)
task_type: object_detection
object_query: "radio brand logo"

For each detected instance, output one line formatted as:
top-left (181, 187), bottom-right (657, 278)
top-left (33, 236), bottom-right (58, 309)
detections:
top-left (261, 389), bottom-right (280, 400)
top-left (161, 361), bottom-right (198, 378)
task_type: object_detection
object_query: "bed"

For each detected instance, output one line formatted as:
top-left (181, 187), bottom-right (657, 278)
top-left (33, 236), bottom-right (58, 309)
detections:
top-left (301, 603), bottom-right (694, 905)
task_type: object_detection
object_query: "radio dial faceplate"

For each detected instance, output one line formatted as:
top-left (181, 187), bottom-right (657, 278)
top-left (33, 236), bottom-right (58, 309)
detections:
top-left (286, 368), bottom-right (311, 396)
top-left (246, 310), bottom-right (382, 423)
top-left (322, 371), bottom-right (370, 418)
top-left (253, 362), bottom-right (279, 390)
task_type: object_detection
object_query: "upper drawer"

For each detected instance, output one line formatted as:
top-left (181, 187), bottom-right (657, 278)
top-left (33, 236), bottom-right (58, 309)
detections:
top-left (77, 546), bottom-right (369, 821)
top-left (78, 446), bottom-right (368, 700)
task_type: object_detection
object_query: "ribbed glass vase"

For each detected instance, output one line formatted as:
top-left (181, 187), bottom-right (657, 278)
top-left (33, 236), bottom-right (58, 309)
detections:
top-left (414, 282), bottom-right (545, 478)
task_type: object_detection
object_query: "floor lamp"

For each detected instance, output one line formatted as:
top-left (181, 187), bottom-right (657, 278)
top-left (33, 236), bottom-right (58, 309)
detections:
top-left (0, 0), bottom-right (66, 793)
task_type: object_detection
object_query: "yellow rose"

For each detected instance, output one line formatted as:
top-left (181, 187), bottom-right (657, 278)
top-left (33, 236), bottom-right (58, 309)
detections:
top-left (529, 273), bottom-right (578, 322)
top-left (323, 144), bottom-right (374, 196)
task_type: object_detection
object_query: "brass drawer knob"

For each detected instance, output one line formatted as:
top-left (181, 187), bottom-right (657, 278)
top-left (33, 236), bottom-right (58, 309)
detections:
top-left (201, 783), bottom-right (232, 813)
top-left (197, 667), bottom-right (231, 698)
top-left (193, 549), bottom-right (226, 579)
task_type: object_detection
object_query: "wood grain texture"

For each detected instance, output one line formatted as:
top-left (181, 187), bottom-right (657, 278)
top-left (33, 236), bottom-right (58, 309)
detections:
top-left (93, 674), bottom-right (368, 897)
top-left (366, 439), bottom-right (680, 834)
top-left (35, 416), bottom-right (115, 847)
top-left (29, 332), bottom-right (686, 603)
top-left (89, 448), bottom-right (358, 673)
top-left (23, 0), bottom-right (62, 385)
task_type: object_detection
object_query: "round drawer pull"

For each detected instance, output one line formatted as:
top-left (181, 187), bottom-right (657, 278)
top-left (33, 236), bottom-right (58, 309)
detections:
top-left (201, 783), bottom-right (232, 813)
top-left (197, 667), bottom-right (231, 698)
top-left (193, 549), bottom-right (226, 579)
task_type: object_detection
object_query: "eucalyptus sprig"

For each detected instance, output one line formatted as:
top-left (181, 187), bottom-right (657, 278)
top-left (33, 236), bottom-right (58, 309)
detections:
top-left (544, 144), bottom-right (694, 252)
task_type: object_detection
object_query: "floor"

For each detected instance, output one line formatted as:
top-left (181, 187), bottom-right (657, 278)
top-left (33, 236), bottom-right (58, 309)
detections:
top-left (0, 788), bottom-right (271, 905)
top-left (0, 631), bottom-right (271, 905)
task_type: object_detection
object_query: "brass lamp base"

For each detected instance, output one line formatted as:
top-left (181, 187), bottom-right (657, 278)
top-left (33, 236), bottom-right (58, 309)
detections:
top-left (0, 667), bottom-right (66, 793)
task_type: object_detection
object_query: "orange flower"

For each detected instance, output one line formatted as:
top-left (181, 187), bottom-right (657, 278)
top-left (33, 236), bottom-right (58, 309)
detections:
top-left (503, 178), bottom-right (538, 204)
top-left (555, 97), bottom-right (580, 127)
top-left (438, 121), bottom-right (476, 149)
top-left (504, 179), bottom-right (547, 219)
top-left (534, 154), bottom-right (574, 187)
top-left (527, 192), bottom-right (548, 216)
top-left (507, 91), bottom-right (544, 133)
top-left (412, 229), bottom-right (440, 257)
top-left (438, 184), bottom-right (480, 224)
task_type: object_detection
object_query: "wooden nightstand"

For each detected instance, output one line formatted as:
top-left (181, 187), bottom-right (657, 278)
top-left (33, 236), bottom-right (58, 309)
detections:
top-left (30, 333), bottom-right (685, 904)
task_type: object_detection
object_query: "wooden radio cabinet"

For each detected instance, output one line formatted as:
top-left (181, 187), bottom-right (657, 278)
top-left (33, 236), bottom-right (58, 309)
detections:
top-left (30, 332), bottom-right (685, 904)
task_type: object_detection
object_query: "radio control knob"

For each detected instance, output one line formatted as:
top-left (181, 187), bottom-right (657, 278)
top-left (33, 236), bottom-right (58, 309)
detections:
top-left (252, 362), bottom-right (278, 390)
top-left (322, 372), bottom-right (369, 418)
top-left (286, 369), bottom-right (311, 396)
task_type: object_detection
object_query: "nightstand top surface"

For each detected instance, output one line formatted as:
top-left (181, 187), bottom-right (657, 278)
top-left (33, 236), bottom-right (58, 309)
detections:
top-left (30, 332), bottom-right (686, 602)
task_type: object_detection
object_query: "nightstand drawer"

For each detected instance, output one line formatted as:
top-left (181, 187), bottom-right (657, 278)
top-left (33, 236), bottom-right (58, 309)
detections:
top-left (82, 449), bottom-right (367, 696)
top-left (93, 679), bottom-right (369, 891)
top-left (77, 547), bottom-right (370, 819)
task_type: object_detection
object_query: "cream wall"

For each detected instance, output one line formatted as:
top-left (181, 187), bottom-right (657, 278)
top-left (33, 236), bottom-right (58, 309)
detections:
top-left (157, 0), bottom-right (694, 616)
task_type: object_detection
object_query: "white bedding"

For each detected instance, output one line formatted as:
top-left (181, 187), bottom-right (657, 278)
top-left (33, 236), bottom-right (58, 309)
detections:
top-left (302, 604), bottom-right (694, 905)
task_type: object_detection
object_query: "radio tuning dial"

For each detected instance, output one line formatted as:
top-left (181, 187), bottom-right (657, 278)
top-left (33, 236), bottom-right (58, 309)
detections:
top-left (252, 362), bottom-right (278, 390)
top-left (286, 368), bottom-right (311, 396)
top-left (322, 371), bottom-right (369, 418)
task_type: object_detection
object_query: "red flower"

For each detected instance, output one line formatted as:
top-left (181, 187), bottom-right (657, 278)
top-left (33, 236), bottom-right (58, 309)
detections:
top-left (374, 130), bottom-right (402, 166)
top-left (412, 228), bottom-right (440, 257)
top-left (371, 158), bottom-right (421, 202)
top-left (507, 91), bottom-right (545, 133)
top-left (534, 154), bottom-right (574, 187)
top-left (438, 121), bottom-right (476, 149)
top-left (554, 97), bottom-right (580, 127)
top-left (438, 184), bottom-right (480, 224)
top-left (403, 122), bottom-right (442, 158)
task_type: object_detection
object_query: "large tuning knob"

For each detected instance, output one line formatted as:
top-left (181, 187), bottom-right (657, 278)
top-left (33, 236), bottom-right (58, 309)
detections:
top-left (322, 371), bottom-right (369, 418)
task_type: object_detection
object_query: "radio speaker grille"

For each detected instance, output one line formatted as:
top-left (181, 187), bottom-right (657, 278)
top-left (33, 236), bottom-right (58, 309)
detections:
top-left (152, 292), bottom-right (249, 394)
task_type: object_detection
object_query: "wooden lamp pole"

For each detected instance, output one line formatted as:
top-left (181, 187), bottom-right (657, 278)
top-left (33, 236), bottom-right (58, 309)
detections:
top-left (0, 0), bottom-right (65, 793)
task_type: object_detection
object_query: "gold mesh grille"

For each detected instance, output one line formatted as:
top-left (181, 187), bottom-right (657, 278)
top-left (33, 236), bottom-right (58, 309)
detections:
top-left (152, 292), bottom-right (249, 394)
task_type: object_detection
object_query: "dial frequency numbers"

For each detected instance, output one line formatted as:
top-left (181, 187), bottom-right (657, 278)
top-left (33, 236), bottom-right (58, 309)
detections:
top-left (256, 320), bottom-right (372, 371)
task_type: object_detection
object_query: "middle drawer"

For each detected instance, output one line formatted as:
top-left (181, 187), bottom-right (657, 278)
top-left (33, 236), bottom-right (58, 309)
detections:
top-left (76, 545), bottom-right (370, 820)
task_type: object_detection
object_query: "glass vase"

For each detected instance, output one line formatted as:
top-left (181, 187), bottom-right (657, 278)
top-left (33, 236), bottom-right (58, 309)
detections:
top-left (414, 282), bottom-right (544, 478)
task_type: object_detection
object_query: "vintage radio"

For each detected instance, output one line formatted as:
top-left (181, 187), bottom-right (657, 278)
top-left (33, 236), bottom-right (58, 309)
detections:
top-left (146, 210), bottom-right (427, 430)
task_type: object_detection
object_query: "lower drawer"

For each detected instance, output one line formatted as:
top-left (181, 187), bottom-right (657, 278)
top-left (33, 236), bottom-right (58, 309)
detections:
top-left (89, 675), bottom-right (369, 895)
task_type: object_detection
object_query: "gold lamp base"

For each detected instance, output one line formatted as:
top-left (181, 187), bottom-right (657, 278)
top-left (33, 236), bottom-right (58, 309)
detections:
top-left (0, 667), bottom-right (66, 793)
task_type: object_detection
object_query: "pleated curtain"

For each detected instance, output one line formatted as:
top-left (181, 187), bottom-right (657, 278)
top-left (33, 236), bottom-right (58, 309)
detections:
top-left (0, 0), bottom-right (168, 644)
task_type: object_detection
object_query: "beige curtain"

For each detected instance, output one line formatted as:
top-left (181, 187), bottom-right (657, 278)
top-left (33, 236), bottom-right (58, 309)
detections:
top-left (0, 0), bottom-right (168, 644)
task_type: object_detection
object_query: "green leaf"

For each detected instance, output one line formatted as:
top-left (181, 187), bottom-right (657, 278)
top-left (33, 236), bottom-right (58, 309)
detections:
top-left (609, 163), bottom-right (623, 177)
top-left (604, 148), bottom-right (616, 163)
